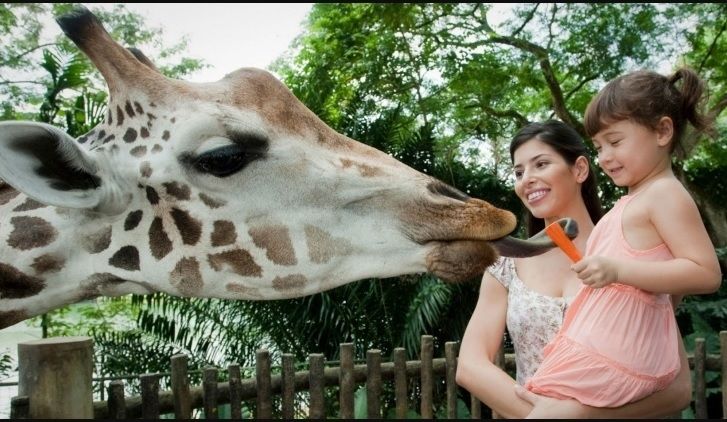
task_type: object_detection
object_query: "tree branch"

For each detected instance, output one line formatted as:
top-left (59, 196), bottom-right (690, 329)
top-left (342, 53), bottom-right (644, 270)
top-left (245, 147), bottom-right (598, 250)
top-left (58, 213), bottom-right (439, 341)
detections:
top-left (0, 43), bottom-right (58, 67)
top-left (697, 13), bottom-right (727, 74)
top-left (510, 3), bottom-right (540, 38)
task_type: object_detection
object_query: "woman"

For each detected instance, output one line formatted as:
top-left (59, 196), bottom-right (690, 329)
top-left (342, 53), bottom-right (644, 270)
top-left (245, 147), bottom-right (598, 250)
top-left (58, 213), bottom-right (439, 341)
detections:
top-left (455, 120), bottom-right (691, 418)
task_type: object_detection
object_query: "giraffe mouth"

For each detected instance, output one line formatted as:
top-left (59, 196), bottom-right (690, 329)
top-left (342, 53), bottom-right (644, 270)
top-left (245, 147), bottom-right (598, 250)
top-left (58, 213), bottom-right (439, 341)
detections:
top-left (425, 218), bottom-right (578, 283)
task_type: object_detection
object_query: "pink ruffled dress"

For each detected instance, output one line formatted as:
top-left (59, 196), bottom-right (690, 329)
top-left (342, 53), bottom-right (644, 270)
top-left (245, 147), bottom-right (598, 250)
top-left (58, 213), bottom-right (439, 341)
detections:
top-left (524, 194), bottom-right (680, 407)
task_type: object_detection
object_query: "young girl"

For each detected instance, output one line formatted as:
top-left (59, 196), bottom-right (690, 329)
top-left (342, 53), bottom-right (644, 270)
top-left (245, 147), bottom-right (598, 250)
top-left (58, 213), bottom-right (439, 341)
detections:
top-left (524, 68), bottom-right (722, 413)
top-left (457, 120), bottom-right (691, 419)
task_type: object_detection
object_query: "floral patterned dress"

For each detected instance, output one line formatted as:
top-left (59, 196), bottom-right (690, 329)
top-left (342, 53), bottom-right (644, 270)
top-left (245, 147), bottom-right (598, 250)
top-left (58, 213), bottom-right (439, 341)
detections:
top-left (486, 257), bottom-right (572, 384)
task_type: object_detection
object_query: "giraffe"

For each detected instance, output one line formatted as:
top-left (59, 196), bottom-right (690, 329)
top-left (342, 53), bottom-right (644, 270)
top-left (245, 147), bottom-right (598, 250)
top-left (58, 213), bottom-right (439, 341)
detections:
top-left (0, 7), bottom-right (575, 329)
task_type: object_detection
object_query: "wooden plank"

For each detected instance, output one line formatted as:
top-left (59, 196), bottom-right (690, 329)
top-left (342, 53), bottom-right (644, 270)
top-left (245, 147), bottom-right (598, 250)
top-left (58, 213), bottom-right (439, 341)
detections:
top-left (366, 349), bottom-right (382, 419)
top-left (282, 354), bottom-right (296, 419)
top-left (394, 347), bottom-right (408, 419)
top-left (340, 343), bottom-right (355, 419)
top-left (140, 373), bottom-right (160, 419)
top-left (228, 364), bottom-right (242, 419)
top-left (695, 338), bottom-right (707, 419)
top-left (203, 367), bottom-right (218, 419)
top-left (170, 354), bottom-right (191, 419)
top-left (470, 394), bottom-right (481, 419)
top-left (309, 353), bottom-right (326, 419)
top-left (107, 380), bottom-right (126, 419)
top-left (256, 349), bottom-right (272, 419)
top-left (420, 335), bottom-right (434, 419)
top-left (445, 341), bottom-right (458, 419)
top-left (10, 396), bottom-right (29, 419)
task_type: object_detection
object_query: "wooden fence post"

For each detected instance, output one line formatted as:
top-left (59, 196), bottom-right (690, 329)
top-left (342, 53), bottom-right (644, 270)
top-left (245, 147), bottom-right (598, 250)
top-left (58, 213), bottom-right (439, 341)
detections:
top-left (203, 367), bottom-right (219, 420)
top-left (340, 343), bottom-right (355, 419)
top-left (445, 341), bottom-right (458, 419)
top-left (421, 335), bottom-right (434, 419)
top-left (228, 364), bottom-right (242, 419)
top-left (170, 354), bottom-right (191, 419)
top-left (694, 338), bottom-right (707, 419)
top-left (256, 349), bottom-right (272, 419)
top-left (107, 380), bottom-right (126, 419)
top-left (309, 353), bottom-right (326, 419)
top-left (281, 354), bottom-right (296, 419)
top-left (140, 373), bottom-right (160, 419)
top-left (366, 349), bottom-right (382, 419)
top-left (394, 347), bottom-right (408, 419)
top-left (18, 336), bottom-right (93, 418)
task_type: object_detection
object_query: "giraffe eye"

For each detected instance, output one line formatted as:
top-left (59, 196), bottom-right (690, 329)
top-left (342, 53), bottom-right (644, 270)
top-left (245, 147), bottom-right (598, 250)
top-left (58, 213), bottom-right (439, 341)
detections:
top-left (193, 144), bottom-right (262, 178)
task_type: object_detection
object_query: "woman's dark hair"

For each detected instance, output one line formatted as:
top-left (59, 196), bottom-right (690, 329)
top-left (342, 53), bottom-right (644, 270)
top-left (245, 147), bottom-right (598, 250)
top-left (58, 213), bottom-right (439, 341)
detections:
top-left (584, 67), bottom-right (715, 160)
top-left (509, 120), bottom-right (604, 237)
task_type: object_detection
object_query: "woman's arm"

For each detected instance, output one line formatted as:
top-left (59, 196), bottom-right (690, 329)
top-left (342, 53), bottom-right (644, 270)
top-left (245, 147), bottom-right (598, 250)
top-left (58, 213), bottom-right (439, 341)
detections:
top-left (456, 272), bottom-right (533, 418)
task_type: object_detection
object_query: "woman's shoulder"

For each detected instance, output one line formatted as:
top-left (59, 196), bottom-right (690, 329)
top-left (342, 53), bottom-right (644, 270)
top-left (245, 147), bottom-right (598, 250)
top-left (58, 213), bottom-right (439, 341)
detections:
top-left (486, 256), bottom-right (517, 288)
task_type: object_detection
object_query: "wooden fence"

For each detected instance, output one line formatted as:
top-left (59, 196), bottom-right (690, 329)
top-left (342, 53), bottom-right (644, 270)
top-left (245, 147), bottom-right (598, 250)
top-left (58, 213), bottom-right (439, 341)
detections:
top-left (10, 331), bottom-right (727, 419)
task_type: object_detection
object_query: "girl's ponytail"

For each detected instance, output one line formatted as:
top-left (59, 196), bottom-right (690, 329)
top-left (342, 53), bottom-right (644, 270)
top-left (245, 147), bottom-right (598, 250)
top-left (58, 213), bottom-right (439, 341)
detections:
top-left (668, 68), bottom-right (715, 142)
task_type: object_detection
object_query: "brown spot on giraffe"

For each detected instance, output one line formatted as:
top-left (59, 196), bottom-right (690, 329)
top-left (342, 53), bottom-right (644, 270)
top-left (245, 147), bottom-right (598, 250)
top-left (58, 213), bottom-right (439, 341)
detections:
top-left (149, 217), bottom-right (173, 260)
top-left (170, 208), bottom-right (202, 245)
top-left (124, 210), bottom-right (143, 231)
top-left (83, 226), bottom-right (112, 254)
top-left (249, 225), bottom-right (297, 266)
top-left (8, 216), bottom-right (58, 250)
top-left (340, 158), bottom-right (383, 177)
top-left (304, 225), bottom-right (353, 264)
top-left (108, 246), bottom-right (140, 271)
top-left (211, 220), bottom-right (237, 247)
top-left (208, 249), bottom-right (262, 277)
top-left (124, 100), bottom-right (136, 118)
top-left (31, 254), bottom-right (65, 275)
top-left (163, 182), bottom-right (191, 201)
top-left (140, 161), bottom-right (153, 178)
top-left (151, 144), bottom-right (162, 153)
top-left (116, 105), bottom-right (124, 126)
top-left (0, 182), bottom-right (20, 206)
top-left (199, 193), bottom-right (226, 209)
top-left (123, 127), bottom-right (138, 143)
top-left (146, 186), bottom-right (159, 205)
top-left (140, 127), bottom-right (150, 138)
top-left (225, 282), bottom-right (263, 298)
top-left (102, 134), bottom-right (116, 144)
top-left (162, 130), bottom-right (170, 141)
top-left (130, 145), bottom-right (147, 157)
top-left (12, 197), bottom-right (46, 212)
top-left (272, 274), bottom-right (307, 291)
top-left (0, 310), bottom-right (29, 328)
top-left (170, 257), bottom-right (203, 296)
top-left (0, 262), bottom-right (45, 298)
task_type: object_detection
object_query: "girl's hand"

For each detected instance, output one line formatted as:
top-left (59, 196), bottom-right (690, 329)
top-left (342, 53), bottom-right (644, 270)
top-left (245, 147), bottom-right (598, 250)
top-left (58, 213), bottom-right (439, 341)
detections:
top-left (515, 385), bottom-right (588, 419)
top-left (571, 256), bottom-right (619, 288)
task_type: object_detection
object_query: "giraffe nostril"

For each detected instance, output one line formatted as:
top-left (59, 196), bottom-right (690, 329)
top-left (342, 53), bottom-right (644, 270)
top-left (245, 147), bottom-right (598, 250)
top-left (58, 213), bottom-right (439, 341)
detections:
top-left (427, 181), bottom-right (470, 202)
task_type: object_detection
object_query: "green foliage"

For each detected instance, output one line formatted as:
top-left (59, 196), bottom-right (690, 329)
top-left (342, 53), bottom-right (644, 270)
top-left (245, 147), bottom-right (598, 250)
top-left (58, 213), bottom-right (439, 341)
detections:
top-left (0, 349), bottom-right (13, 380)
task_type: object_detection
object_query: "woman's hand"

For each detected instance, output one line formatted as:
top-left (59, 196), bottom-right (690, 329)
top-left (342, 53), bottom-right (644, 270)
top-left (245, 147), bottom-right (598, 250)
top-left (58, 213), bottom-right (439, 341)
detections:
top-left (515, 385), bottom-right (590, 419)
top-left (571, 256), bottom-right (620, 288)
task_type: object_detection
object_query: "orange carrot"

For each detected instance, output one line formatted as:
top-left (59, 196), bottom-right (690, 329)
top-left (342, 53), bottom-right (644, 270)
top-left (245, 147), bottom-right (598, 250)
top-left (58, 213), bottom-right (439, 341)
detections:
top-left (545, 221), bottom-right (582, 263)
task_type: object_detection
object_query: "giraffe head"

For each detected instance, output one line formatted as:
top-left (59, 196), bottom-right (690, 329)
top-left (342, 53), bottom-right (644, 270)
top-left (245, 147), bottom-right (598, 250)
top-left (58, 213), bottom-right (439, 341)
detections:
top-left (0, 7), bottom-right (573, 328)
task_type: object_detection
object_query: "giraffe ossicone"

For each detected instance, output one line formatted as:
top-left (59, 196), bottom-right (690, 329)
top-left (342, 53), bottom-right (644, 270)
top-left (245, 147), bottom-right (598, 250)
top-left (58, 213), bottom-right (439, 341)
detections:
top-left (0, 6), bottom-right (575, 329)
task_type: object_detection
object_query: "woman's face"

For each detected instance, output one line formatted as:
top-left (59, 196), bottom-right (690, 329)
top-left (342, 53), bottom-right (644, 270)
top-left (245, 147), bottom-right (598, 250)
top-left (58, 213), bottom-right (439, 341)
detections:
top-left (512, 138), bottom-right (582, 220)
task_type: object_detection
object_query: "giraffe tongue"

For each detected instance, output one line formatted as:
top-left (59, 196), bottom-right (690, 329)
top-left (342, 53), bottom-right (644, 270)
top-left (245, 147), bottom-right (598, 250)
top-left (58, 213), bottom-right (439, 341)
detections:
top-left (490, 217), bottom-right (579, 258)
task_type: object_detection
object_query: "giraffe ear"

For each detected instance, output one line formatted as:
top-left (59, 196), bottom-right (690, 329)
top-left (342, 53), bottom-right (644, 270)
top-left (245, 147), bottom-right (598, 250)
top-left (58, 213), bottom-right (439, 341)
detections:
top-left (0, 121), bottom-right (104, 209)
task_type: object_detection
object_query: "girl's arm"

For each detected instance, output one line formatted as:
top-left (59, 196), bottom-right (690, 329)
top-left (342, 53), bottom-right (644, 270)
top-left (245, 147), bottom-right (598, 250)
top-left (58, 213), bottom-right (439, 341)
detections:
top-left (573, 182), bottom-right (721, 295)
top-left (456, 272), bottom-right (533, 418)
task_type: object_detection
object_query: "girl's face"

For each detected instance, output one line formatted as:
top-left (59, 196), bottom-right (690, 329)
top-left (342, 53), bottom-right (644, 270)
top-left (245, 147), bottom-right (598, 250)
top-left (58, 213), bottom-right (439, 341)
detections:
top-left (512, 138), bottom-right (583, 220)
top-left (591, 118), bottom-right (671, 190)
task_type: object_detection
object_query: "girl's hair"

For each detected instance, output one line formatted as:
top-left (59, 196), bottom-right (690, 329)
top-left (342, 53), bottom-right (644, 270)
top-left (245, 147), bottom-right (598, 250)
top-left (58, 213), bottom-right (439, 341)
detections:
top-left (509, 120), bottom-right (604, 237)
top-left (584, 67), bottom-right (715, 159)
